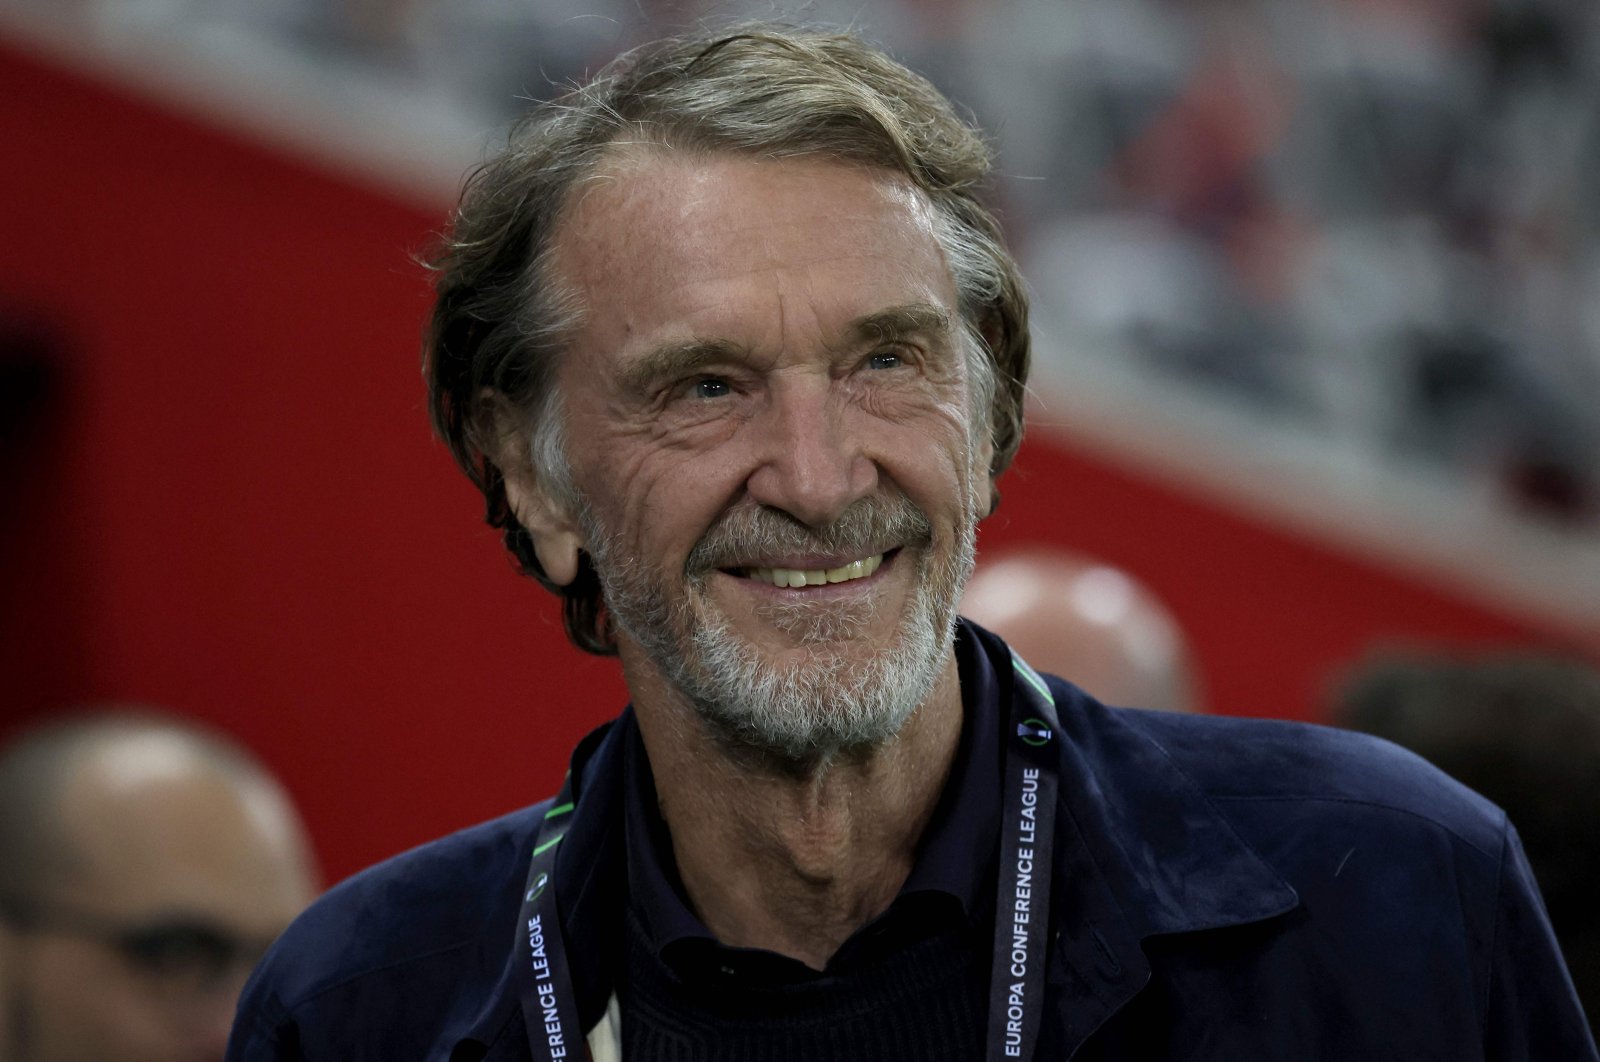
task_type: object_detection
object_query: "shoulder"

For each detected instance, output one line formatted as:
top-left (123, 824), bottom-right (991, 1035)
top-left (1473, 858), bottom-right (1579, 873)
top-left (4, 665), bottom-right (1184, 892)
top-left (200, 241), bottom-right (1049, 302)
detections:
top-left (1037, 678), bottom-right (1598, 1057)
top-left (1047, 674), bottom-right (1507, 859)
top-left (275, 802), bottom-right (543, 1001)
top-left (229, 803), bottom-right (546, 1057)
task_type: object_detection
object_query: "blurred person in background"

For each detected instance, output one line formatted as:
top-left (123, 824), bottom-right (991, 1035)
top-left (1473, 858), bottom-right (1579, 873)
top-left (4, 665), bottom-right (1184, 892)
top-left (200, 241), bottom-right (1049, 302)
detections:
top-left (0, 712), bottom-right (317, 1062)
top-left (1335, 651), bottom-right (1600, 1034)
top-left (960, 549), bottom-right (1201, 713)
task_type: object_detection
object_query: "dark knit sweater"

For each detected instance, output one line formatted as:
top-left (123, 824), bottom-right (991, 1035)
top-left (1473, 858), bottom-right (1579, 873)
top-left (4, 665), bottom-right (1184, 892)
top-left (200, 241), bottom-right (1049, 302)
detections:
top-left (618, 900), bottom-right (989, 1061)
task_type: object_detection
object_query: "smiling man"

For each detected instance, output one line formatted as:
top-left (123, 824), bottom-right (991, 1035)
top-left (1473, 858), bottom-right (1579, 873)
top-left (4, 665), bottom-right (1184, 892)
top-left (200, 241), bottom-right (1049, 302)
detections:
top-left (230, 25), bottom-right (1595, 1062)
top-left (541, 153), bottom-right (986, 789)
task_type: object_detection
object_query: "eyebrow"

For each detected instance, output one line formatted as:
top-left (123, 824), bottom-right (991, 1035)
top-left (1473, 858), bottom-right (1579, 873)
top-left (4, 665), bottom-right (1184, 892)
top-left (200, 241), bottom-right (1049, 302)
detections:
top-left (615, 338), bottom-right (745, 398)
top-left (615, 302), bottom-right (958, 397)
top-left (850, 303), bottom-right (956, 346)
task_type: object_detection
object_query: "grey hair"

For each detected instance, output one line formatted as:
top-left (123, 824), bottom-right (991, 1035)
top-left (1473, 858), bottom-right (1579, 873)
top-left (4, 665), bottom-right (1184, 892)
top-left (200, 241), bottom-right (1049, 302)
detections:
top-left (425, 23), bottom-right (1030, 655)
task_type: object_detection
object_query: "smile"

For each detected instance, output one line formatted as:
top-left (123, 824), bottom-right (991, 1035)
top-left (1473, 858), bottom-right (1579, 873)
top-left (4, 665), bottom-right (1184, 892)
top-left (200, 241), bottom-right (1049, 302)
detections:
top-left (736, 553), bottom-right (886, 589)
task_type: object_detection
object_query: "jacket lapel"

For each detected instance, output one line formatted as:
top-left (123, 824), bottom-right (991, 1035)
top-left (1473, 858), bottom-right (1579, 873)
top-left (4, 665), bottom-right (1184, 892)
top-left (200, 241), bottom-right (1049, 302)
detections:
top-left (1039, 672), bottom-right (1300, 1057)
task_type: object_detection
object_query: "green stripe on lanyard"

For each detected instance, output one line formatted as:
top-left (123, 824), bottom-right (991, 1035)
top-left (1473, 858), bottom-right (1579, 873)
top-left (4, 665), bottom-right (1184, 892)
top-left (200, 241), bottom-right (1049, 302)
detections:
top-left (1012, 656), bottom-right (1055, 706)
top-left (518, 781), bottom-right (588, 1062)
top-left (513, 650), bottom-right (1061, 1062)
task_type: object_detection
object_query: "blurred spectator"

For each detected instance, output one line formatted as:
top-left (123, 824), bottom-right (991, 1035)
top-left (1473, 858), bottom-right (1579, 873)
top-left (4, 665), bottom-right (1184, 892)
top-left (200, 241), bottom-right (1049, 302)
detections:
top-left (0, 711), bottom-right (317, 1062)
top-left (960, 549), bottom-right (1201, 712)
top-left (1333, 651), bottom-right (1600, 1031)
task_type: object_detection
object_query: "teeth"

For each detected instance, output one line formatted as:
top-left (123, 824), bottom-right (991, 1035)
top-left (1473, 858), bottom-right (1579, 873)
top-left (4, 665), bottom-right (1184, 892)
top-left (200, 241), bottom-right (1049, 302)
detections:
top-left (747, 554), bottom-right (883, 588)
top-left (825, 560), bottom-right (861, 583)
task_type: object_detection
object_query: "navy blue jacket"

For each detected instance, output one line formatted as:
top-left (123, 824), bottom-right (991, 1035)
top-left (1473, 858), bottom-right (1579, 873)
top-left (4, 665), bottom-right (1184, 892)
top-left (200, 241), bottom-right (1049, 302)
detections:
top-left (229, 625), bottom-right (1596, 1060)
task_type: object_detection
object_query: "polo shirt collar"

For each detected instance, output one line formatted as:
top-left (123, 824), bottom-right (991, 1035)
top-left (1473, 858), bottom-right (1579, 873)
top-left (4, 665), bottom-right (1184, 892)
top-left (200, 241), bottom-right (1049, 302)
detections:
top-left (468, 620), bottom-right (1301, 1051)
top-left (898, 622), bottom-right (1002, 909)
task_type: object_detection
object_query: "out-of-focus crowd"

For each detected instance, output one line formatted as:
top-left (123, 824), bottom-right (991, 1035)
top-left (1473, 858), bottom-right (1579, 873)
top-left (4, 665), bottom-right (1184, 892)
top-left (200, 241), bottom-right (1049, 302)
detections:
top-left (996, 0), bottom-right (1600, 530)
top-left (12, 0), bottom-right (1600, 527)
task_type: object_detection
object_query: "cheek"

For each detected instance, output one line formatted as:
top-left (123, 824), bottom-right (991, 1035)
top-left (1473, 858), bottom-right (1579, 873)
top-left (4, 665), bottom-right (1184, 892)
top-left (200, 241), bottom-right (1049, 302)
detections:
top-left (901, 417), bottom-right (988, 532)
top-left (23, 943), bottom-right (170, 1058)
top-left (868, 395), bottom-right (979, 481)
top-left (566, 420), bottom-right (663, 539)
top-left (580, 442), bottom-right (743, 564)
top-left (851, 369), bottom-right (975, 450)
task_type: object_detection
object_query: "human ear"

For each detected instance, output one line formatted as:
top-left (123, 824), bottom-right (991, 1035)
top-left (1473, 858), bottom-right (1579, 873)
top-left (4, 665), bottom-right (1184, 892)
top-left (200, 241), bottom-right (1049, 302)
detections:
top-left (502, 471), bottom-right (582, 589)
top-left (489, 397), bottom-right (584, 588)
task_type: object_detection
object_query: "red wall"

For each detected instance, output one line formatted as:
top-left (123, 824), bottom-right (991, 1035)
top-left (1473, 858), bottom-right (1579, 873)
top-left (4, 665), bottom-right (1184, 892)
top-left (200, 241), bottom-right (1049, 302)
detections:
top-left (0, 37), bottom-right (1578, 884)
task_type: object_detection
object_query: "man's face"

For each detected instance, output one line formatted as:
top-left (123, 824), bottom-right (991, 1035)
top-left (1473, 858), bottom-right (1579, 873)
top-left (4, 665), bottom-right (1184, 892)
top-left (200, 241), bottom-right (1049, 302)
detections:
top-left (0, 737), bottom-right (315, 1062)
top-left (530, 152), bottom-right (991, 762)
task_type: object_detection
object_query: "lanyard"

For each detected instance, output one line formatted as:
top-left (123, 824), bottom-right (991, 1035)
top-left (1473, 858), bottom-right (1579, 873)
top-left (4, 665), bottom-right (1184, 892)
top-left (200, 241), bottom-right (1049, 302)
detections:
top-left (518, 778), bottom-right (586, 1061)
top-left (985, 652), bottom-right (1060, 1062)
top-left (515, 649), bottom-right (1061, 1062)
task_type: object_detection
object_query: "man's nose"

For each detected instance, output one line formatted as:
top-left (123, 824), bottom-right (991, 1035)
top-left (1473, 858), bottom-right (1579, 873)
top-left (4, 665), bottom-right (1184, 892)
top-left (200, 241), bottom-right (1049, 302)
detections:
top-left (744, 377), bottom-right (878, 528)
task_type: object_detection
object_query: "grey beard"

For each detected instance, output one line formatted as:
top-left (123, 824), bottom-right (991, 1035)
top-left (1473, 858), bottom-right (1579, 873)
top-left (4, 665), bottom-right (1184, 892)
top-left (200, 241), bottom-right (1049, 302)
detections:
top-left (584, 489), bottom-right (979, 769)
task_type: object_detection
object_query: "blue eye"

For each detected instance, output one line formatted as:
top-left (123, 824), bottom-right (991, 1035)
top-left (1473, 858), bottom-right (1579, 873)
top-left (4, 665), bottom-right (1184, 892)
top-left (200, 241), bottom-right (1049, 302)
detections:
top-left (693, 378), bottom-right (731, 399)
top-left (867, 351), bottom-right (902, 370)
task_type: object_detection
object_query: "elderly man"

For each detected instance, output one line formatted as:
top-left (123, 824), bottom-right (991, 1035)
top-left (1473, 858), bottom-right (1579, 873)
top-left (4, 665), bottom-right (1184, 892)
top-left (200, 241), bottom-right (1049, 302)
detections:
top-left (0, 713), bottom-right (316, 1062)
top-left (230, 25), bottom-right (1595, 1061)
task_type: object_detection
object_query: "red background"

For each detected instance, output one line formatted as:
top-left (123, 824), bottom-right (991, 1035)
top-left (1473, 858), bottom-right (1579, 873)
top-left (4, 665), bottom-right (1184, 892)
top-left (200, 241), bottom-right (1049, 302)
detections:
top-left (0, 39), bottom-right (1576, 885)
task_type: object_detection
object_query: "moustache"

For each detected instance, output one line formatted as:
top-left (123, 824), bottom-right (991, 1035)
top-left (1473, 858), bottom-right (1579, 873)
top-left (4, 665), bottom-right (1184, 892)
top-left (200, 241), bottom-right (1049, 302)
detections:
top-left (686, 495), bottom-right (933, 575)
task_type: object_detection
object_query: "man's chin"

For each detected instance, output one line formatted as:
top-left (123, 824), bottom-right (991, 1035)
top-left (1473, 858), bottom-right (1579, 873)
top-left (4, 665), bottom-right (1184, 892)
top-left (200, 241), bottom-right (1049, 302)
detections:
top-left (674, 610), bottom-right (946, 766)
top-left (732, 626), bottom-right (892, 668)
top-left (608, 557), bottom-right (962, 764)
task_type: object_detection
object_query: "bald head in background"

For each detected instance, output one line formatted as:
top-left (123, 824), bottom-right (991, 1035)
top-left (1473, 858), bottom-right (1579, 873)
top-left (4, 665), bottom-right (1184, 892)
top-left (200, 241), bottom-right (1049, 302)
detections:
top-left (960, 550), bottom-right (1201, 712)
top-left (0, 713), bottom-right (317, 1062)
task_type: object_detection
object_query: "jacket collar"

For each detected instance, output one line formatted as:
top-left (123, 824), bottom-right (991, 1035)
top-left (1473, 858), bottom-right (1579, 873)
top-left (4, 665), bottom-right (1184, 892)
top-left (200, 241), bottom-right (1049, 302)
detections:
top-left (465, 622), bottom-right (1300, 1053)
top-left (968, 623), bottom-right (1300, 1053)
top-left (1043, 674), bottom-right (1300, 937)
top-left (458, 721), bottom-right (629, 1057)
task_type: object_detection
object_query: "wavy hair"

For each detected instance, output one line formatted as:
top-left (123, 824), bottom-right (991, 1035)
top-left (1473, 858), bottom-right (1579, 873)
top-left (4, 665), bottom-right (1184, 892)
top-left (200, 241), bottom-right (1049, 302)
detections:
top-left (424, 24), bottom-right (1030, 655)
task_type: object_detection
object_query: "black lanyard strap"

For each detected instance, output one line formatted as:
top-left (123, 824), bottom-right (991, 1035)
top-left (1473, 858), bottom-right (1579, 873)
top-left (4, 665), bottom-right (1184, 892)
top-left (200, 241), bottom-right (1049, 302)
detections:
top-left (514, 650), bottom-right (1063, 1062)
top-left (518, 777), bottom-right (588, 1062)
top-left (986, 651), bottom-right (1061, 1062)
